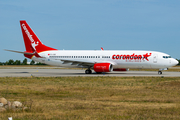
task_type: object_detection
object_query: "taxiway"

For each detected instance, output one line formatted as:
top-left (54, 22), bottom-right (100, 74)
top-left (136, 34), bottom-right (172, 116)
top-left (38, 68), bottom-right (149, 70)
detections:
top-left (0, 69), bottom-right (179, 77)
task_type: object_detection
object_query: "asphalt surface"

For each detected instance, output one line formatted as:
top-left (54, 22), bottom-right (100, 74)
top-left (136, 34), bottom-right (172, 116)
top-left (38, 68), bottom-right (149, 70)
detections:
top-left (0, 69), bottom-right (179, 77)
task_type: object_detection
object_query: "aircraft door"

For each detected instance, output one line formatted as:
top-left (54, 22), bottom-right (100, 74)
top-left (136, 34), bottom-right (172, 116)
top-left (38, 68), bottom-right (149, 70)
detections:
top-left (153, 54), bottom-right (158, 63)
top-left (99, 55), bottom-right (105, 62)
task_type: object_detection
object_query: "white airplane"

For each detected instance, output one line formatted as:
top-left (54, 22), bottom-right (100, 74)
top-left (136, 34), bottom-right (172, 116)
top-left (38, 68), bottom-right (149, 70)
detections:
top-left (5, 20), bottom-right (179, 74)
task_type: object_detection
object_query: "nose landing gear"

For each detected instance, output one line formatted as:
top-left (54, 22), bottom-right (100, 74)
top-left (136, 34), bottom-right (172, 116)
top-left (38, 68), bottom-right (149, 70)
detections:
top-left (158, 68), bottom-right (168, 75)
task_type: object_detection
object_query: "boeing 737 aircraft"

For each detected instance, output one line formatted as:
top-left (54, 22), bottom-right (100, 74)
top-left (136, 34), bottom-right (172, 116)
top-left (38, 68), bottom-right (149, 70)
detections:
top-left (5, 20), bottom-right (179, 74)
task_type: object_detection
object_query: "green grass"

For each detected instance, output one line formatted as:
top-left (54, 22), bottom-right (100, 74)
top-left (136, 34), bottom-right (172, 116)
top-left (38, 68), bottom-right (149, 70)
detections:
top-left (0, 77), bottom-right (180, 119)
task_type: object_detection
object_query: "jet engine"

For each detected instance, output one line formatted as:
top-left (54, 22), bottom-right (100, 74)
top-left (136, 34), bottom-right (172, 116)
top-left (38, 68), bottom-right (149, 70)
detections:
top-left (94, 63), bottom-right (113, 73)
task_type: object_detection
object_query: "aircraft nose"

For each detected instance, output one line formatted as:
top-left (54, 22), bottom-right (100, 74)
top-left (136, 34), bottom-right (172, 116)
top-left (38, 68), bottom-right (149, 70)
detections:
top-left (172, 59), bottom-right (179, 66)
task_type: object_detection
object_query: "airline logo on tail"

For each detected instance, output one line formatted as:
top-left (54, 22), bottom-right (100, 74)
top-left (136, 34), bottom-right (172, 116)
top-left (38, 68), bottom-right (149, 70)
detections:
top-left (22, 24), bottom-right (39, 51)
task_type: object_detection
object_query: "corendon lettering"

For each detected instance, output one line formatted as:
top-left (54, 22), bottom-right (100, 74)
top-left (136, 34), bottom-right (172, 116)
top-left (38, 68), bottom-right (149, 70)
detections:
top-left (112, 53), bottom-right (152, 61)
top-left (22, 23), bottom-right (39, 50)
top-left (22, 24), bottom-right (34, 43)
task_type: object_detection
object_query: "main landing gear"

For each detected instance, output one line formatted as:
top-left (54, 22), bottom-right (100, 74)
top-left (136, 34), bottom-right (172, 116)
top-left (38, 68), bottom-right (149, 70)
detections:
top-left (158, 71), bottom-right (162, 75)
top-left (85, 69), bottom-right (92, 74)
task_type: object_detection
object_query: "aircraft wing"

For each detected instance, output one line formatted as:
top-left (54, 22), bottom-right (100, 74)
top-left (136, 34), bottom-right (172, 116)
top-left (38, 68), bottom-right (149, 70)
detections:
top-left (60, 59), bottom-right (116, 68)
top-left (60, 59), bottom-right (95, 67)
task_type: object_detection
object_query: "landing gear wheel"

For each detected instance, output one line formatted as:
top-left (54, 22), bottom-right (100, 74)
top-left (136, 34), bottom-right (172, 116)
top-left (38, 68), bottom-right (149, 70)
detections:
top-left (85, 70), bottom-right (92, 74)
top-left (158, 71), bottom-right (162, 75)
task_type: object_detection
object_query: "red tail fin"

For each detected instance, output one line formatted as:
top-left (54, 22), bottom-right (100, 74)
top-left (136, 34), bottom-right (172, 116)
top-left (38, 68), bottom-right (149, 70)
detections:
top-left (20, 20), bottom-right (57, 54)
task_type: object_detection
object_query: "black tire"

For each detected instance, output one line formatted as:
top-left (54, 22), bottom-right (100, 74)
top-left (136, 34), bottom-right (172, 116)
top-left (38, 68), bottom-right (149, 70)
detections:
top-left (85, 70), bottom-right (88, 74)
top-left (85, 70), bottom-right (92, 74)
top-left (158, 71), bottom-right (162, 75)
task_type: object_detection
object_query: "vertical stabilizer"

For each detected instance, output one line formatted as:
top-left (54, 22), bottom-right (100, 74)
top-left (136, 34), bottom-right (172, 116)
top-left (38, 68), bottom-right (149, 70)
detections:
top-left (20, 20), bottom-right (57, 54)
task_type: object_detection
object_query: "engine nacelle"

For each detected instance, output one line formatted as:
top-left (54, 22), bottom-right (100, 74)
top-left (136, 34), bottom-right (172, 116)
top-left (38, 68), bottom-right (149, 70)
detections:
top-left (113, 68), bottom-right (129, 71)
top-left (94, 63), bottom-right (113, 72)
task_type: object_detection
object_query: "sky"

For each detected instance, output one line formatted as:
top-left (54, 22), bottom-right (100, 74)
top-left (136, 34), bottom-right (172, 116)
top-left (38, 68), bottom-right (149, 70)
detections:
top-left (0, 0), bottom-right (180, 62)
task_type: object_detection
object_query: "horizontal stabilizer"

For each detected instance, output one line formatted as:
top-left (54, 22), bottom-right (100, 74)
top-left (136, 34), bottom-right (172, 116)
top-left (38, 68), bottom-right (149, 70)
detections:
top-left (4, 49), bottom-right (34, 55)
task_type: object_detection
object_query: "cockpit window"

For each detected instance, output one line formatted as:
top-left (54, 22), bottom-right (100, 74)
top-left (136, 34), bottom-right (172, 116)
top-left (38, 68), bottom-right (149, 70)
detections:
top-left (163, 56), bottom-right (171, 59)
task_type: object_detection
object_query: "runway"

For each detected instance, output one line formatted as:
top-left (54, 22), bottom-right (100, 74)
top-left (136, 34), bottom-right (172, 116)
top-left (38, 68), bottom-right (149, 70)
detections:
top-left (0, 68), bottom-right (180, 77)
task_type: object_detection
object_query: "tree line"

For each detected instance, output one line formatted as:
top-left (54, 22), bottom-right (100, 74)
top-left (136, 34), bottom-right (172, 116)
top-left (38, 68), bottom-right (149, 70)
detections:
top-left (0, 58), bottom-right (180, 65)
top-left (0, 58), bottom-right (46, 65)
